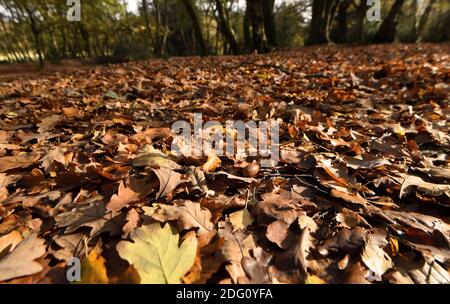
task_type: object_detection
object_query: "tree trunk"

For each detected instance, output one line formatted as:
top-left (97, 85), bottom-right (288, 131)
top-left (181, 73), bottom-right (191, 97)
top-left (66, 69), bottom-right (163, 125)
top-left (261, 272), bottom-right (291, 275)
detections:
top-left (181, 0), bottom-right (208, 56)
top-left (373, 0), bottom-right (406, 43)
top-left (141, 0), bottom-right (156, 55)
top-left (245, 0), bottom-right (267, 53)
top-left (78, 23), bottom-right (92, 58)
top-left (354, 1), bottom-right (367, 43)
top-left (416, 0), bottom-right (438, 41)
top-left (325, 0), bottom-right (339, 42)
top-left (243, 7), bottom-right (251, 51)
top-left (307, 0), bottom-right (337, 45)
top-left (153, 0), bottom-right (162, 56)
top-left (20, 4), bottom-right (44, 66)
top-left (333, 0), bottom-right (351, 43)
top-left (215, 0), bottom-right (240, 54)
top-left (262, 0), bottom-right (277, 47)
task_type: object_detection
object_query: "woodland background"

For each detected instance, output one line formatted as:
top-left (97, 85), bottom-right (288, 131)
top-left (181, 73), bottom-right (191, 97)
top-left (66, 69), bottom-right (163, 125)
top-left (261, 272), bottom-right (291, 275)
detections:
top-left (0, 0), bottom-right (449, 66)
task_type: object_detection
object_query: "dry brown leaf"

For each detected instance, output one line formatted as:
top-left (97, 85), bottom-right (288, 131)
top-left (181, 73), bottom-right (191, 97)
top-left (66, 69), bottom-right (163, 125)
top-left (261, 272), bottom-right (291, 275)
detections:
top-left (150, 200), bottom-right (214, 235)
top-left (0, 152), bottom-right (40, 173)
top-left (152, 168), bottom-right (184, 199)
top-left (37, 114), bottom-right (61, 133)
top-left (400, 175), bottom-right (450, 198)
top-left (0, 233), bottom-right (46, 282)
top-left (0, 230), bottom-right (22, 253)
top-left (265, 220), bottom-right (290, 249)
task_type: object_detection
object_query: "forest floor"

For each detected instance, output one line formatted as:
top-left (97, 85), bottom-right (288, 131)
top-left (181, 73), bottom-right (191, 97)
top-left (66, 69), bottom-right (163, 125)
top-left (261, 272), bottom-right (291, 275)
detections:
top-left (0, 59), bottom-right (91, 81)
top-left (0, 43), bottom-right (449, 284)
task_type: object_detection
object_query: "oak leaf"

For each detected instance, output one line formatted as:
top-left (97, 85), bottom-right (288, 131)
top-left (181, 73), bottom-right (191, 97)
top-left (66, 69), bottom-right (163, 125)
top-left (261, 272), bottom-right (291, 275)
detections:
top-left (0, 153), bottom-right (40, 173)
top-left (0, 234), bottom-right (46, 282)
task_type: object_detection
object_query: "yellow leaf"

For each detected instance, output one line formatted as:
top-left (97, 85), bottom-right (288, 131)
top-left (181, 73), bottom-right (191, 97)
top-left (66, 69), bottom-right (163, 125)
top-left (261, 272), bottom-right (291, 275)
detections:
top-left (229, 209), bottom-right (253, 232)
top-left (78, 245), bottom-right (109, 284)
top-left (116, 223), bottom-right (197, 284)
top-left (388, 237), bottom-right (399, 256)
top-left (305, 275), bottom-right (326, 284)
top-left (202, 152), bottom-right (221, 172)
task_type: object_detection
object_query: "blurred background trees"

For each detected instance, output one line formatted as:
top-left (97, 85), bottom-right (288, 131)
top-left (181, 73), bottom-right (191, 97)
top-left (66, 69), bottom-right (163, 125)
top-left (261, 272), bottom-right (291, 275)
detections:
top-left (0, 0), bottom-right (448, 64)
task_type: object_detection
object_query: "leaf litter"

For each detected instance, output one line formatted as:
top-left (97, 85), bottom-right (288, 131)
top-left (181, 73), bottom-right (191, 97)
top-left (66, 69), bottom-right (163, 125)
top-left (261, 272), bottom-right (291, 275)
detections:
top-left (0, 44), bottom-right (449, 284)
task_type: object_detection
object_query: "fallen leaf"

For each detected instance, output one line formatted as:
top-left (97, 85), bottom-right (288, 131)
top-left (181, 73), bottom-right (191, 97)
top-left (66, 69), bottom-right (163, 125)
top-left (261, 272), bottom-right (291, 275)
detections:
top-left (150, 200), bottom-right (214, 235)
top-left (295, 215), bottom-right (318, 277)
top-left (133, 146), bottom-right (181, 170)
top-left (77, 244), bottom-right (109, 284)
top-left (0, 234), bottom-right (46, 282)
top-left (152, 168), bottom-right (184, 199)
top-left (107, 180), bottom-right (141, 213)
top-left (0, 153), bottom-right (40, 173)
top-left (0, 230), bottom-right (22, 253)
top-left (202, 152), bottom-right (221, 172)
top-left (361, 229), bottom-right (392, 278)
top-left (116, 223), bottom-right (197, 284)
top-left (229, 209), bottom-right (253, 232)
top-left (56, 201), bottom-right (125, 237)
top-left (37, 114), bottom-right (61, 133)
top-left (400, 175), bottom-right (450, 199)
top-left (187, 166), bottom-right (209, 193)
top-left (265, 220), bottom-right (290, 248)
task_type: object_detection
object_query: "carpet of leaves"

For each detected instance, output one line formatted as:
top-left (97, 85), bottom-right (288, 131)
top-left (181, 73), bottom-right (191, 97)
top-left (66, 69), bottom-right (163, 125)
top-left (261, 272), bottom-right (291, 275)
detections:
top-left (0, 44), bottom-right (449, 284)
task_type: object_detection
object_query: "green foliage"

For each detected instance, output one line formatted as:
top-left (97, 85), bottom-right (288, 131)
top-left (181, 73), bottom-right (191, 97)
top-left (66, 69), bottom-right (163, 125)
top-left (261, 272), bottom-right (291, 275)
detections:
top-left (0, 0), bottom-right (448, 64)
top-left (275, 1), bottom-right (310, 47)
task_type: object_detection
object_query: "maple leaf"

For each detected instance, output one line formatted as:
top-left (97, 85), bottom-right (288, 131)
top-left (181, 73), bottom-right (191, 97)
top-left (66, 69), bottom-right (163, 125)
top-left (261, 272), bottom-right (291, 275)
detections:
top-left (116, 223), bottom-right (197, 284)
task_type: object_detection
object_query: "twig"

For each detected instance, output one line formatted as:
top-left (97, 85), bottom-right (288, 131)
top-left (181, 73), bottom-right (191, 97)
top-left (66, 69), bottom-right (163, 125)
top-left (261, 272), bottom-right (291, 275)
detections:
top-left (294, 176), bottom-right (328, 194)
